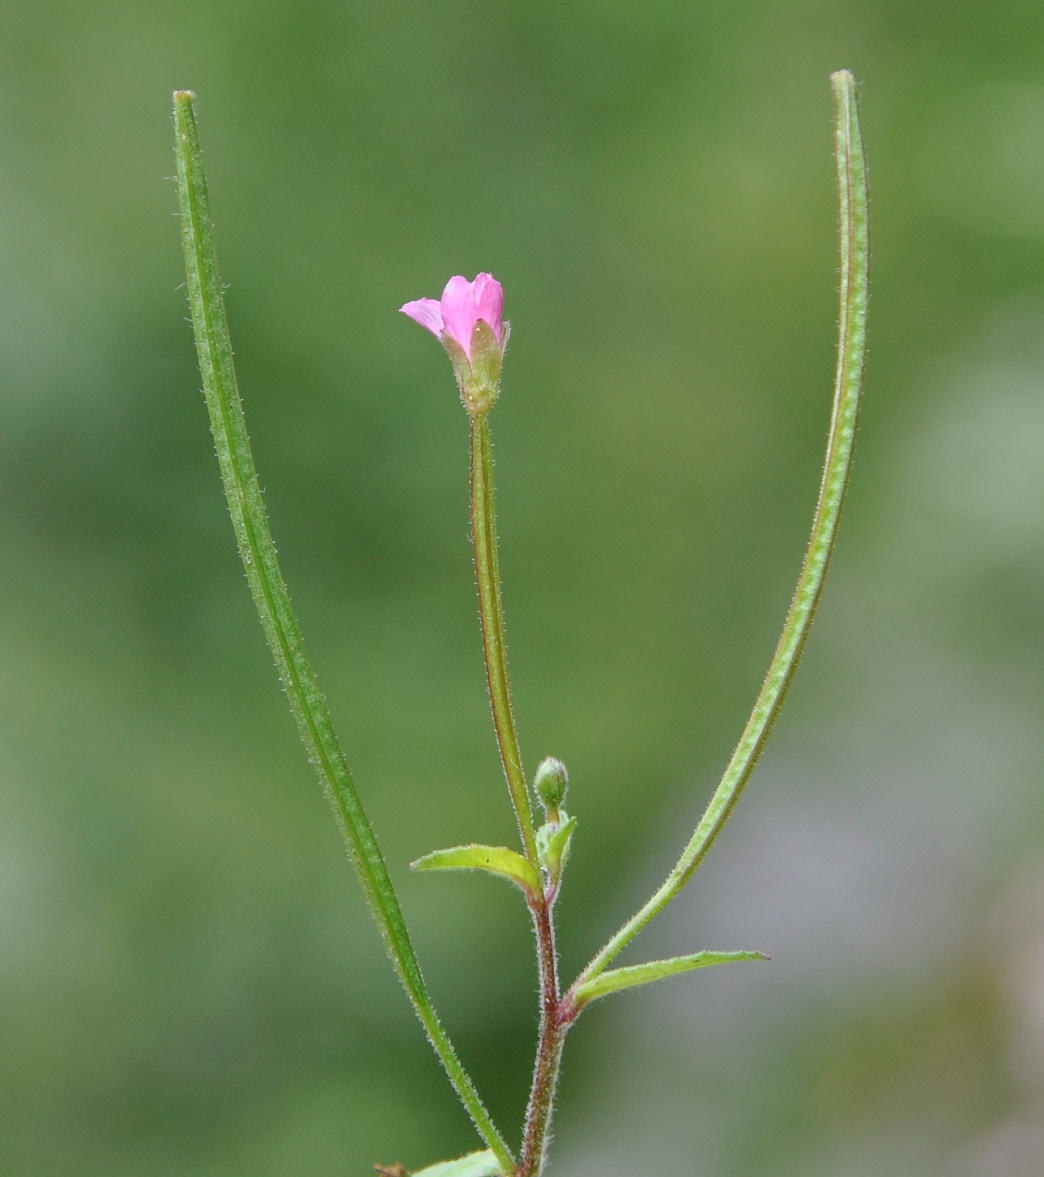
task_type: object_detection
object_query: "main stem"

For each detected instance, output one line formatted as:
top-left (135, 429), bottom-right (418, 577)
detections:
top-left (468, 412), bottom-right (564, 1175)
top-left (518, 897), bottom-right (571, 1177)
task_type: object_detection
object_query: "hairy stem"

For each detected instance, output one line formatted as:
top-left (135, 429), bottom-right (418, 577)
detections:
top-left (517, 898), bottom-right (568, 1177)
top-left (467, 410), bottom-right (566, 1175)
top-left (470, 414), bottom-right (539, 863)
top-left (574, 68), bottom-right (870, 989)
top-left (173, 91), bottom-right (515, 1176)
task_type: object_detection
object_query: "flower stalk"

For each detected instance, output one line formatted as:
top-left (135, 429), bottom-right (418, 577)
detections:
top-left (471, 417), bottom-right (567, 1174)
top-left (469, 414), bottom-right (540, 864)
top-left (463, 331), bottom-right (561, 1176)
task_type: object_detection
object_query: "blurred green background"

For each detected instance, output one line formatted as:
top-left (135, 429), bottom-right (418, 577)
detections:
top-left (2, 2), bottom-right (1043, 1174)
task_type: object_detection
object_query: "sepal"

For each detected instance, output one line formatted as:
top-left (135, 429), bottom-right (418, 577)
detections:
top-left (457, 319), bottom-right (503, 416)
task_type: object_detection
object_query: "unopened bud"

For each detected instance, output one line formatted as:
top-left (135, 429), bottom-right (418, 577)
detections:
top-left (533, 756), bottom-right (569, 816)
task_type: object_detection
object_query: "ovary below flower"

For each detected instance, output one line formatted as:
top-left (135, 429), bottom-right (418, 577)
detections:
top-left (401, 273), bottom-right (509, 416)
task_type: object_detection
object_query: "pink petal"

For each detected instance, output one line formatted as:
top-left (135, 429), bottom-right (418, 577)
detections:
top-left (439, 276), bottom-right (480, 358)
top-left (471, 273), bottom-right (504, 343)
top-left (400, 298), bottom-right (444, 338)
top-left (439, 273), bottom-right (505, 359)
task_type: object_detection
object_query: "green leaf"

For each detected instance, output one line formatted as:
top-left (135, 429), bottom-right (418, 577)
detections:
top-left (536, 814), bottom-right (577, 881)
top-left (172, 91), bottom-right (515, 1175)
top-left (573, 951), bottom-right (766, 1007)
top-left (576, 72), bottom-right (869, 985)
top-left (410, 1150), bottom-right (501, 1177)
top-left (411, 844), bottom-right (540, 895)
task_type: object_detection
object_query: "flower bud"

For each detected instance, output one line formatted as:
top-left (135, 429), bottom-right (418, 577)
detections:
top-left (533, 756), bottom-right (569, 817)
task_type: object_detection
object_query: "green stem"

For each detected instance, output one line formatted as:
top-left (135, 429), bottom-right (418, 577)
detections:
top-left (469, 414), bottom-right (539, 864)
top-left (467, 412), bottom-right (556, 1173)
top-left (173, 91), bottom-right (515, 1176)
top-left (574, 69), bottom-right (870, 988)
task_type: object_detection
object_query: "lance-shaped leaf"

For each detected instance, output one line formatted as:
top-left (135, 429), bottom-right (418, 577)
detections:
top-left (573, 950), bottom-right (766, 1008)
top-left (173, 92), bottom-right (515, 1174)
top-left (408, 1150), bottom-right (501, 1177)
top-left (411, 844), bottom-right (540, 896)
top-left (407, 1148), bottom-right (501, 1177)
top-left (537, 814), bottom-right (577, 882)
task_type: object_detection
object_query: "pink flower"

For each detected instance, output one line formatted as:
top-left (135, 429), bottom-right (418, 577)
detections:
top-left (400, 273), bottom-right (505, 362)
top-left (400, 273), bottom-right (509, 416)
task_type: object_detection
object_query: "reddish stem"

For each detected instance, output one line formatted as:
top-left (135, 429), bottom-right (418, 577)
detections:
top-left (517, 891), bottom-right (576, 1177)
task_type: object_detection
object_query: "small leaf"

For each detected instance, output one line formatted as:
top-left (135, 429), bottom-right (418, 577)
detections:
top-left (574, 951), bottom-right (766, 1007)
top-left (411, 844), bottom-right (540, 895)
top-left (537, 814), bottom-right (577, 880)
top-left (410, 1149), bottom-right (502, 1176)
